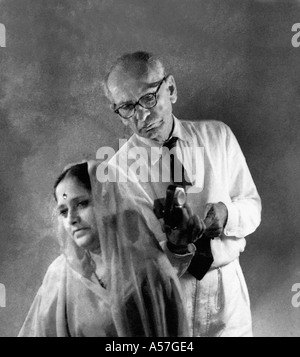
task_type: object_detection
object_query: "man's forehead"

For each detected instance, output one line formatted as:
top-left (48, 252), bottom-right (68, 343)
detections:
top-left (110, 67), bottom-right (162, 85)
top-left (107, 68), bottom-right (163, 102)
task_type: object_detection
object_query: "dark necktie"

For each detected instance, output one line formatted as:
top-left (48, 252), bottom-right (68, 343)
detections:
top-left (163, 137), bottom-right (191, 188)
top-left (163, 138), bottom-right (213, 281)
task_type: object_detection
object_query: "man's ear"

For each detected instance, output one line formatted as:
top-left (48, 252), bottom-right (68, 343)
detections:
top-left (167, 75), bottom-right (177, 104)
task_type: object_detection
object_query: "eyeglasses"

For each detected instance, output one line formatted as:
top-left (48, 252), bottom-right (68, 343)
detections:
top-left (114, 76), bottom-right (167, 119)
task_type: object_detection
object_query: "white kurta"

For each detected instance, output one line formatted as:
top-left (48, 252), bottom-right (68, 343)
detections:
top-left (103, 118), bottom-right (262, 336)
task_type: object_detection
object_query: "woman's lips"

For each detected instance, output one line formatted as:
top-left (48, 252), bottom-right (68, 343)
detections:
top-left (73, 228), bottom-right (89, 236)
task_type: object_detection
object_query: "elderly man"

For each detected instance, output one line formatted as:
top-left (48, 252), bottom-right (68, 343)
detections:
top-left (101, 51), bottom-right (261, 337)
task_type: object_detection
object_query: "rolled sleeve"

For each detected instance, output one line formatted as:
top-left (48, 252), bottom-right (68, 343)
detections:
top-left (223, 124), bottom-right (262, 239)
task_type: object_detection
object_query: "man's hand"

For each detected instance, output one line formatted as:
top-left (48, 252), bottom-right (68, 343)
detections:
top-left (163, 204), bottom-right (206, 254)
top-left (203, 202), bottom-right (228, 238)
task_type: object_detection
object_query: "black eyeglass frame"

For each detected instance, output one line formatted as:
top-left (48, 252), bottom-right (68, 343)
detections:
top-left (113, 75), bottom-right (168, 120)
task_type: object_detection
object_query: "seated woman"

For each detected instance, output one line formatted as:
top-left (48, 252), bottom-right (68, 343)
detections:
top-left (18, 161), bottom-right (189, 337)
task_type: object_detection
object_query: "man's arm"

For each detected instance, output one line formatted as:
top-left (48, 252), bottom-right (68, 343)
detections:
top-left (160, 123), bottom-right (261, 274)
top-left (222, 124), bottom-right (262, 239)
top-left (202, 124), bottom-right (262, 268)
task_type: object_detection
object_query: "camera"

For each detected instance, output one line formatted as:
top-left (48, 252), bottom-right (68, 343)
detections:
top-left (153, 185), bottom-right (187, 229)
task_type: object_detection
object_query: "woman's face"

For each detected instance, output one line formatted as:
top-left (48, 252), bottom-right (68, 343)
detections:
top-left (55, 177), bottom-right (100, 252)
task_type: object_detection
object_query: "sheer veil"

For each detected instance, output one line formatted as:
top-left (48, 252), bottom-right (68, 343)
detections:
top-left (56, 160), bottom-right (189, 337)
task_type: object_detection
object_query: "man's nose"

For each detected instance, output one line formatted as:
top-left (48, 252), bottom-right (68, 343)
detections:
top-left (135, 105), bottom-right (150, 122)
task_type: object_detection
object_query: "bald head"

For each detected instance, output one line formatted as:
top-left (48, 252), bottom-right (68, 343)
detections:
top-left (103, 51), bottom-right (165, 101)
top-left (102, 51), bottom-right (177, 143)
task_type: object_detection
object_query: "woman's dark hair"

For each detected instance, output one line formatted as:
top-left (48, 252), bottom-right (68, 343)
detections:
top-left (53, 162), bottom-right (91, 201)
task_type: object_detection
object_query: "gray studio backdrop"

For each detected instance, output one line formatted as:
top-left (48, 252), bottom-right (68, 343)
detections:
top-left (1, 0), bottom-right (300, 337)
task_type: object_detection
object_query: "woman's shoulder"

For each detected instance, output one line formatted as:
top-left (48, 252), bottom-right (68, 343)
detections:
top-left (40, 254), bottom-right (67, 290)
top-left (45, 254), bottom-right (66, 274)
top-left (18, 255), bottom-right (68, 337)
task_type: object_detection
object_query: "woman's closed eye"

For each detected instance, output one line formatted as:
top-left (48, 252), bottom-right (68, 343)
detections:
top-left (77, 199), bottom-right (90, 209)
top-left (59, 208), bottom-right (68, 218)
top-left (57, 198), bottom-right (90, 217)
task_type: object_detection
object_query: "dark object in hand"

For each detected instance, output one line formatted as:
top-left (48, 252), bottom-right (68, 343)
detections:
top-left (153, 185), bottom-right (214, 281)
top-left (153, 185), bottom-right (186, 229)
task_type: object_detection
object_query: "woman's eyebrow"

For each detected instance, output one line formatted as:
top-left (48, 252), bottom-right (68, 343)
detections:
top-left (56, 203), bottom-right (66, 211)
top-left (57, 201), bottom-right (70, 208)
top-left (57, 195), bottom-right (89, 209)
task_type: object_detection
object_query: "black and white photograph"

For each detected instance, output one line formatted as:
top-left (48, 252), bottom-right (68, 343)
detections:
top-left (1, 0), bottom-right (300, 339)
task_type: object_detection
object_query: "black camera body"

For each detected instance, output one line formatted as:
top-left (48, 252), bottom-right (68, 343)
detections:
top-left (154, 185), bottom-right (214, 281)
top-left (153, 185), bottom-right (187, 229)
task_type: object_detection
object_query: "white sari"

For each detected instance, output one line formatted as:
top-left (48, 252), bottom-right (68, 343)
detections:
top-left (18, 160), bottom-right (188, 337)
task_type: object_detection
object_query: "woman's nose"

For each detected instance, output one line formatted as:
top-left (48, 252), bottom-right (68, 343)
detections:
top-left (67, 208), bottom-right (80, 225)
